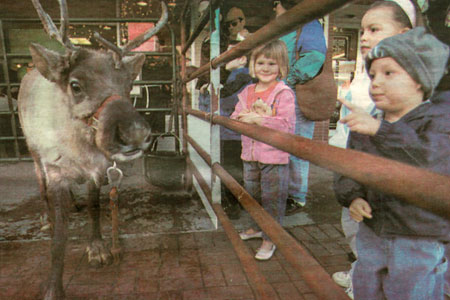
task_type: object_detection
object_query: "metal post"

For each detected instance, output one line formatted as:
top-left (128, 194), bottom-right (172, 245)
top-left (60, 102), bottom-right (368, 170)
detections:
top-left (180, 4), bottom-right (192, 190)
top-left (169, 25), bottom-right (180, 153)
top-left (181, 0), bottom-right (221, 55)
top-left (209, 5), bottom-right (221, 205)
top-left (0, 20), bottom-right (21, 160)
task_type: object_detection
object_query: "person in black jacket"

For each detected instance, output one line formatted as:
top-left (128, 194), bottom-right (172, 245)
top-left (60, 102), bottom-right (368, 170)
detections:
top-left (334, 27), bottom-right (449, 300)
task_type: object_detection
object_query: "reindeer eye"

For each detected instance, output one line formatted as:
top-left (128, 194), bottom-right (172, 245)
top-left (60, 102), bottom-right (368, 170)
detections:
top-left (70, 80), bottom-right (82, 95)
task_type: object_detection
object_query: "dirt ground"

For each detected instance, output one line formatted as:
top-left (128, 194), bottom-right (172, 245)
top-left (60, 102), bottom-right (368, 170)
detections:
top-left (0, 159), bottom-right (342, 242)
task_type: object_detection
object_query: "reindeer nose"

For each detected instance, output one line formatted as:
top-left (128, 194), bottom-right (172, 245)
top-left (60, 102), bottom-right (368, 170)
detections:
top-left (116, 119), bottom-right (151, 148)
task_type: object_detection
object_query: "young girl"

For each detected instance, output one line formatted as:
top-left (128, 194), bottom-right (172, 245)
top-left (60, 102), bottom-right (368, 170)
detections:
top-left (230, 40), bottom-right (296, 260)
top-left (329, 0), bottom-right (417, 297)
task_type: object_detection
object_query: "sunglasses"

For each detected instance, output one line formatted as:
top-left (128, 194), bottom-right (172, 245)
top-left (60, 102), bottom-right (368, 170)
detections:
top-left (273, 1), bottom-right (281, 8)
top-left (226, 18), bottom-right (243, 28)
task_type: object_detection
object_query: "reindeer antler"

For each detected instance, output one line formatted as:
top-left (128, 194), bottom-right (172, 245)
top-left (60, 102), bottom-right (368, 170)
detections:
top-left (94, 1), bottom-right (168, 65)
top-left (31, 0), bottom-right (77, 50)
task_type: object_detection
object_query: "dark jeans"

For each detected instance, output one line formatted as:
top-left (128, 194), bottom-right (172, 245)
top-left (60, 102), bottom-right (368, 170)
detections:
top-left (243, 161), bottom-right (289, 241)
top-left (221, 140), bottom-right (243, 209)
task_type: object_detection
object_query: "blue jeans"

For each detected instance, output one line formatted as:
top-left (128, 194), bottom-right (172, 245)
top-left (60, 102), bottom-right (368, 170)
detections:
top-left (354, 223), bottom-right (448, 300)
top-left (288, 101), bottom-right (315, 205)
top-left (445, 243), bottom-right (450, 296)
top-left (243, 161), bottom-right (289, 241)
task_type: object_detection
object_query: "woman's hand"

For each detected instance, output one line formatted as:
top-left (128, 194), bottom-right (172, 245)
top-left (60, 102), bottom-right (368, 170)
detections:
top-left (349, 197), bottom-right (372, 222)
top-left (338, 98), bottom-right (381, 136)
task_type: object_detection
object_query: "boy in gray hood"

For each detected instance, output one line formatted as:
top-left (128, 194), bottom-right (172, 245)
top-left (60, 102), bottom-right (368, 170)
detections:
top-left (334, 27), bottom-right (449, 299)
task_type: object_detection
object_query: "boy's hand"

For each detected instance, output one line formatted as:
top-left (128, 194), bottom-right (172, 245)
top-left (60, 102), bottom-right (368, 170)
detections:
top-left (338, 98), bottom-right (381, 136)
top-left (349, 198), bottom-right (373, 222)
top-left (237, 111), bottom-right (263, 125)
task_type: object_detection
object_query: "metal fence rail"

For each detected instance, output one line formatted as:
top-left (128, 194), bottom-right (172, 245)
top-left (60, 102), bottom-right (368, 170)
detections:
top-left (183, 0), bottom-right (350, 84)
top-left (187, 108), bottom-right (450, 220)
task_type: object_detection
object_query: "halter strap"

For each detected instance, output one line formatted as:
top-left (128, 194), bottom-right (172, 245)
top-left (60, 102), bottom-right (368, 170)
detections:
top-left (85, 95), bottom-right (122, 128)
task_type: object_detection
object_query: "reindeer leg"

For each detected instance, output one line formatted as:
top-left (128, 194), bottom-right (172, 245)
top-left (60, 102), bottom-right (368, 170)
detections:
top-left (86, 179), bottom-right (112, 267)
top-left (44, 177), bottom-right (70, 300)
top-left (30, 151), bottom-right (53, 231)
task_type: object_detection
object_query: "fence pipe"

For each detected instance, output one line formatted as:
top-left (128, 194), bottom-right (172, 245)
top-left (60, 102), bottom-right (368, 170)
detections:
top-left (187, 157), bottom-right (279, 300)
top-left (0, 20), bottom-right (21, 160)
top-left (185, 131), bottom-right (349, 299)
top-left (181, 0), bottom-right (221, 55)
top-left (183, 0), bottom-right (351, 83)
top-left (185, 134), bottom-right (211, 166)
top-left (180, 7), bottom-right (193, 190)
top-left (186, 108), bottom-right (450, 220)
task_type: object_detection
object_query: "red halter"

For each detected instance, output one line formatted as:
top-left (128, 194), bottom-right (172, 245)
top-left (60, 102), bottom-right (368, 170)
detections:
top-left (84, 95), bottom-right (122, 128)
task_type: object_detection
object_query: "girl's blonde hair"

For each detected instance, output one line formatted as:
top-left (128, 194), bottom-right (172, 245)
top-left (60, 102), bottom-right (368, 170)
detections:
top-left (249, 40), bottom-right (289, 80)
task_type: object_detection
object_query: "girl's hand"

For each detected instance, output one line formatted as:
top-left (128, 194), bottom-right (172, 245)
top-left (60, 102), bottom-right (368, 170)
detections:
top-left (252, 99), bottom-right (272, 116)
top-left (349, 198), bottom-right (372, 222)
top-left (338, 98), bottom-right (381, 136)
top-left (237, 111), bottom-right (263, 125)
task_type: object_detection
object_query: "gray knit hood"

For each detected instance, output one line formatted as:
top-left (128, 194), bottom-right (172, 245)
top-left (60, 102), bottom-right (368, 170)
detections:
top-left (366, 27), bottom-right (449, 99)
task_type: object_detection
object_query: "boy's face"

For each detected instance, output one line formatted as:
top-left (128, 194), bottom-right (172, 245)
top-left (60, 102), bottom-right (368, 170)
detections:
top-left (360, 7), bottom-right (409, 58)
top-left (369, 57), bottom-right (423, 121)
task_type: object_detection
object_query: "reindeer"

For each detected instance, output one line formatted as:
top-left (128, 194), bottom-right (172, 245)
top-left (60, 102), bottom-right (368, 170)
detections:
top-left (17, 0), bottom-right (168, 299)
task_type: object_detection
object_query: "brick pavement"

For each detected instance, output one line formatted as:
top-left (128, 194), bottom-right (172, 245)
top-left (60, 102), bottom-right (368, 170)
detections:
top-left (0, 223), bottom-right (353, 300)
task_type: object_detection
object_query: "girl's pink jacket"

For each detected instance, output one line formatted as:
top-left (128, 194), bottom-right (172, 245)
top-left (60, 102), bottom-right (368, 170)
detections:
top-left (231, 81), bottom-right (296, 164)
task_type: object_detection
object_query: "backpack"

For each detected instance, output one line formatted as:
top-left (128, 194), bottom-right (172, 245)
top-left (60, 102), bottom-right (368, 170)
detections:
top-left (294, 26), bottom-right (337, 121)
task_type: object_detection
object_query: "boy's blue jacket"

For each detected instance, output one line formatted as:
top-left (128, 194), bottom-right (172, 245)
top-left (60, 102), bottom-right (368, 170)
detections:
top-left (334, 91), bottom-right (450, 241)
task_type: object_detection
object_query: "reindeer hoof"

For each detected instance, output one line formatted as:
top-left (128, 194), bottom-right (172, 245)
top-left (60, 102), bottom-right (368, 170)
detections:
top-left (86, 240), bottom-right (112, 267)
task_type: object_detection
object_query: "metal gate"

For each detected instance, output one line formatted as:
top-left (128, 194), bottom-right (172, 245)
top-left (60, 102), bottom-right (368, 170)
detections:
top-left (0, 11), bottom-right (179, 162)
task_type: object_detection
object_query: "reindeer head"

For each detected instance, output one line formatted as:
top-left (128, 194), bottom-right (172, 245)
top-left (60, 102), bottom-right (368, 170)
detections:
top-left (29, 0), bottom-right (168, 161)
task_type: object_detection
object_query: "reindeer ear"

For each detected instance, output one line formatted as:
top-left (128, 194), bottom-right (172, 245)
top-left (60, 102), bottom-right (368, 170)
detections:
top-left (29, 43), bottom-right (65, 82)
top-left (122, 54), bottom-right (146, 81)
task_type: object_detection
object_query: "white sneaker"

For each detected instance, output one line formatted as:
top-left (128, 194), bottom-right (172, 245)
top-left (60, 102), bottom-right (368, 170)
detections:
top-left (332, 271), bottom-right (351, 288)
top-left (239, 230), bottom-right (263, 241)
top-left (345, 285), bottom-right (354, 300)
top-left (255, 245), bottom-right (276, 260)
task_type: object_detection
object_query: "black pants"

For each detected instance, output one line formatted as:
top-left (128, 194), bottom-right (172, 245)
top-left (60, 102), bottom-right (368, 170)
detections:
top-left (221, 140), bottom-right (243, 208)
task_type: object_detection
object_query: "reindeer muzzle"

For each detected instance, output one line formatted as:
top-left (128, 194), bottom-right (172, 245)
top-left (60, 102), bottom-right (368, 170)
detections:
top-left (85, 95), bottom-right (123, 129)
